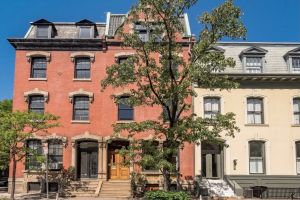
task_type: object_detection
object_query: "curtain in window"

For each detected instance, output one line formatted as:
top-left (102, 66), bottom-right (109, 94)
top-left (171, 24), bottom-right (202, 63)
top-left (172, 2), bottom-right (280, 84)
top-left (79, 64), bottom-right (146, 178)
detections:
top-left (249, 141), bottom-right (265, 174)
top-left (204, 97), bottom-right (220, 118)
top-left (292, 58), bottom-right (300, 72)
top-left (246, 57), bottom-right (262, 73)
top-left (48, 140), bottom-right (63, 170)
top-left (293, 98), bottom-right (300, 124)
top-left (247, 98), bottom-right (263, 124)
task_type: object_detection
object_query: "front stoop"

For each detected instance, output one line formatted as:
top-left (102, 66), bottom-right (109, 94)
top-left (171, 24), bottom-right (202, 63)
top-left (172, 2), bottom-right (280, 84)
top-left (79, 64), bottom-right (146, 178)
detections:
top-left (99, 180), bottom-right (132, 200)
top-left (67, 179), bottom-right (99, 197)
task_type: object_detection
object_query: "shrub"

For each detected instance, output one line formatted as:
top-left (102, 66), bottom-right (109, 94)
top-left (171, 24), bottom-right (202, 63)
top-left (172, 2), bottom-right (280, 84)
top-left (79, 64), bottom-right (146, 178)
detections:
top-left (145, 190), bottom-right (190, 200)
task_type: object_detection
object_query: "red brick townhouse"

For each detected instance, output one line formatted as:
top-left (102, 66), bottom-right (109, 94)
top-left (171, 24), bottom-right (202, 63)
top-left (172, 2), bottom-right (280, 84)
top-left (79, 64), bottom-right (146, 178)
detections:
top-left (8, 12), bottom-right (193, 196)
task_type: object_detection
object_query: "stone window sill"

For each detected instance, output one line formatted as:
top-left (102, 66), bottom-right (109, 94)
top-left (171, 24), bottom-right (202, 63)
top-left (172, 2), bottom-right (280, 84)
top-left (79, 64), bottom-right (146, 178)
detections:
top-left (116, 120), bottom-right (135, 124)
top-left (142, 170), bottom-right (161, 175)
top-left (245, 124), bottom-right (269, 127)
top-left (73, 78), bottom-right (92, 82)
top-left (28, 78), bottom-right (47, 81)
top-left (71, 120), bottom-right (90, 124)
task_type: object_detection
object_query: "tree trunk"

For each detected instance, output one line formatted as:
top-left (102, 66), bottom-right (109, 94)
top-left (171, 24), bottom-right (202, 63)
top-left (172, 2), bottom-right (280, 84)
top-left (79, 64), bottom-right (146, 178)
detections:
top-left (162, 169), bottom-right (170, 191)
top-left (10, 155), bottom-right (17, 200)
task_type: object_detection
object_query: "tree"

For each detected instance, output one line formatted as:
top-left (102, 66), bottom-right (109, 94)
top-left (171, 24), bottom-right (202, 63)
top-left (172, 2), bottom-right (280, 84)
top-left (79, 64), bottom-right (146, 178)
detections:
top-left (0, 99), bottom-right (12, 113)
top-left (0, 111), bottom-right (59, 199)
top-left (101, 0), bottom-right (246, 191)
top-left (0, 99), bottom-right (13, 170)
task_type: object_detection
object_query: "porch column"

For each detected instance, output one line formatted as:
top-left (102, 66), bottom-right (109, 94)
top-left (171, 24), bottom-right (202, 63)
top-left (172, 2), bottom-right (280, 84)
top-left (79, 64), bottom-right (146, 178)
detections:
top-left (216, 154), bottom-right (221, 178)
top-left (98, 140), bottom-right (108, 180)
top-left (206, 154), bottom-right (212, 178)
top-left (71, 142), bottom-right (77, 179)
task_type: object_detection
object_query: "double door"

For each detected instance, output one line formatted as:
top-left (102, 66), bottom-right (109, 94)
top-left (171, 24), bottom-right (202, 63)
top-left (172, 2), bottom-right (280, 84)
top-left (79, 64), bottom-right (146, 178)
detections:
top-left (108, 150), bottom-right (130, 180)
top-left (78, 142), bottom-right (98, 179)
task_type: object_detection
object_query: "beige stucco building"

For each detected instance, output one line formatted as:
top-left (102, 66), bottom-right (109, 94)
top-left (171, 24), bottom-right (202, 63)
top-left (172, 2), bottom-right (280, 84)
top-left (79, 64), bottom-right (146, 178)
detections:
top-left (194, 42), bottom-right (300, 197)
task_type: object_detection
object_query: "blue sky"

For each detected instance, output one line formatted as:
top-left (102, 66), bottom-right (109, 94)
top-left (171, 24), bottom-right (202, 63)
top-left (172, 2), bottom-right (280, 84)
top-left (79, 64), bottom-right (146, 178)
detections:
top-left (0, 0), bottom-right (299, 100)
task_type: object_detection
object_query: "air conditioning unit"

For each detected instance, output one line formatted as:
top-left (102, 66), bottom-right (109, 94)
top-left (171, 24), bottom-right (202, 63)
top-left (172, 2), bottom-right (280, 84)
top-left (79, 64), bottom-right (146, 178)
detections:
top-left (48, 163), bottom-right (62, 170)
top-left (244, 188), bottom-right (253, 198)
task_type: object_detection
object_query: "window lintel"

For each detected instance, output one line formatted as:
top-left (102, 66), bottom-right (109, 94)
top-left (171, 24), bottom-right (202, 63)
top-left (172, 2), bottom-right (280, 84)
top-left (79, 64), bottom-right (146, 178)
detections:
top-left (26, 51), bottom-right (51, 62)
top-left (68, 89), bottom-right (94, 103)
top-left (24, 88), bottom-right (49, 103)
top-left (70, 52), bottom-right (95, 62)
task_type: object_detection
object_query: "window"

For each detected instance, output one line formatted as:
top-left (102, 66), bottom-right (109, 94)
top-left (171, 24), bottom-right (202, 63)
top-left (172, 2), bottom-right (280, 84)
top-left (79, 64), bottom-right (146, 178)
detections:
top-left (31, 57), bottom-right (47, 78)
top-left (296, 142), bottom-right (300, 174)
top-left (79, 27), bottom-right (92, 38)
top-left (75, 57), bottom-right (91, 79)
top-left (292, 58), bottom-right (300, 73)
top-left (118, 57), bottom-right (128, 64)
top-left (247, 97), bottom-right (264, 124)
top-left (249, 141), bottom-right (265, 174)
top-left (245, 57), bottom-right (262, 73)
top-left (36, 26), bottom-right (49, 38)
top-left (204, 97), bottom-right (220, 119)
top-left (118, 96), bottom-right (134, 121)
top-left (141, 140), bottom-right (159, 171)
top-left (293, 98), bottom-right (300, 125)
top-left (73, 96), bottom-right (89, 121)
top-left (48, 140), bottom-right (63, 170)
top-left (135, 23), bottom-right (161, 42)
top-left (26, 140), bottom-right (42, 170)
top-left (29, 95), bottom-right (44, 114)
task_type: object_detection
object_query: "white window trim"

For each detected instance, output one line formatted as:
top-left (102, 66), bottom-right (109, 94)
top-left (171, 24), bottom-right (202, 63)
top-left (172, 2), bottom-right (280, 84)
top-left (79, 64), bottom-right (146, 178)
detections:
top-left (291, 96), bottom-right (300, 126)
top-left (199, 94), bottom-right (224, 118)
top-left (244, 95), bottom-right (268, 126)
top-left (242, 55), bottom-right (265, 73)
top-left (247, 139), bottom-right (269, 175)
top-left (288, 56), bottom-right (300, 73)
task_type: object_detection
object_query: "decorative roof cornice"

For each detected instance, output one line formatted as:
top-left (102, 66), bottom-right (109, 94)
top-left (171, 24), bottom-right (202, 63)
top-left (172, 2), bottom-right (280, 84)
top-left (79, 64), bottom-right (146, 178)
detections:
top-left (8, 38), bottom-right (105, 51)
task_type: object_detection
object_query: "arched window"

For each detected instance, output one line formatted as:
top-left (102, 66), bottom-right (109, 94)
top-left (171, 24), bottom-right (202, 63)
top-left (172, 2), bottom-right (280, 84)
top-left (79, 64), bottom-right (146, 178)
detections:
top-left (249, 141), bottom-right (265, 174)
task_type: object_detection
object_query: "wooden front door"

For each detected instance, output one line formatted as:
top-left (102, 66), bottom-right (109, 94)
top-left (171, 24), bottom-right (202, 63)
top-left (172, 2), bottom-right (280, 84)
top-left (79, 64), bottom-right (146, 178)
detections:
top-left (108, 150), bottom-right (130, 180)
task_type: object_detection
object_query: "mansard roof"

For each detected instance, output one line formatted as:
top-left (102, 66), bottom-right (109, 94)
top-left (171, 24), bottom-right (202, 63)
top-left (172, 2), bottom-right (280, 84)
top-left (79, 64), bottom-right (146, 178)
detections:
top-left (104, 12), bottom-right (191, 38)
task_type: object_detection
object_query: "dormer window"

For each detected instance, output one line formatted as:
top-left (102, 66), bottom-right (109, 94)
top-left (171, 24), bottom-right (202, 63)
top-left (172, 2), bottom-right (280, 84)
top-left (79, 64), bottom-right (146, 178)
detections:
top-left (245, 57), bottom-right (262, 73)
top-left (291, 57), bottom-right (300, 73)
top-left (79, 27), bottom-right (92, 38)
top-left (36, 25), bottom-right (50, 38)
top-left (134, 23), bottom-right (162, 42)
top-left (32, 19), bottom-right (55, 39)
top-left (240, 46), bottom-right (268, 74)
